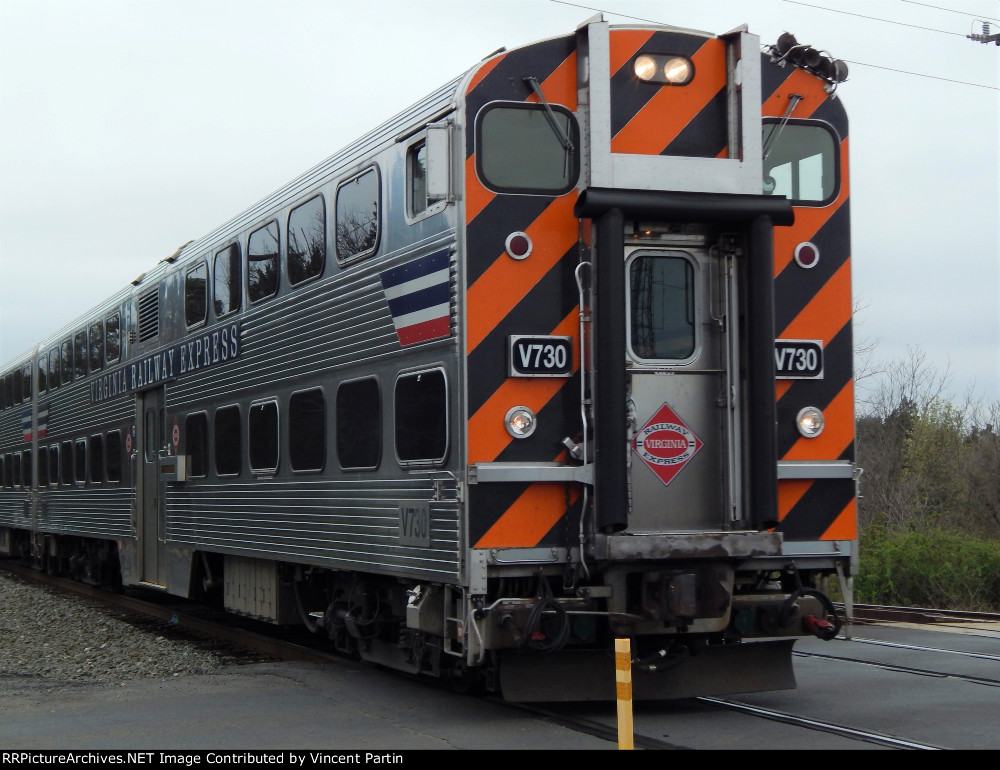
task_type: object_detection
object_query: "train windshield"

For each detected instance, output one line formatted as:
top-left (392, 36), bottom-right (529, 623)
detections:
top-left (762, 121), bottom-right (838, 203)
top-left (476, 103), bottom-right (578, 194)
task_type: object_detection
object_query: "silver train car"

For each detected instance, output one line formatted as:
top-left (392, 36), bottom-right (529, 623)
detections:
top-left (0, 17), bottom-right (857, 701)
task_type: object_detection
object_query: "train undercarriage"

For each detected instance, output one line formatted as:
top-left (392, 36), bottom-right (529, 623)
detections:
top-left (2, 526), bottom-right (847, 702)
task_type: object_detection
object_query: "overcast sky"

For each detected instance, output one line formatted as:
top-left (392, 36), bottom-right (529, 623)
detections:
top-left (1, 0), bottom-right (997, 407)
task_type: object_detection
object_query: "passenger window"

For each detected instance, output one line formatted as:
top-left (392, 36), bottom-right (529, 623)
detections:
top-left (74, 440), bottom-right (87, 483)
top-left (106, 431), bottom-right (122, 483)
top-left (248, 222), bottom-right (280, 303)
top-left (185, 261), bottom-right (209, 328)
top-left (408, 141), bottom-right (428, 217)
top-left (336, 378), bottom-right (380, 469)
top-left (60, 340), bottom-right (73, 385)
top-left (476, 103), bottom-right (579, 194)
top-left (89, 434), bottom-right (104, 483)
top-left (48, 445), bottom-right (60, 487)
top-left (288, 196), bottom-right (326, 285)
top-left (89, 320), bottom-right (104, 372)
top-left (215, 405), bottom-right (241, 476)
top-left (395, 369), bottom-right (448, 465)
top-left (60, 441), bottom-right (74, 486)
top-left (37, 448), bottom-right (48, 487)
top-left (185, 413), bottom-right (209, 478)
top-left (249, 399), bottom-right (279, 474)
top-left (4, 453), bottom-right (13, 488)
top-left (48, 349), bottom-right (60, 391)
top-left (289, 388), bottom-right (325, 472)
top-left (73, 330), bottom-right (88, 380)
top-left (762, 120), bottom-right (838, 203)
top-left (106, 312), bottom-right (121, 364)
top-left (21, 363), bottom-right (32, 400)
top-left (37, 355), bottom-right (48, 395)
top-left (335, 168), bottom-right (380, 263)
top-left (12, 369), bottom-right (23, 404)
top-left (214, 244), bottom-right (242, 317)
top-left (21, 450), bottom-right (31, 488)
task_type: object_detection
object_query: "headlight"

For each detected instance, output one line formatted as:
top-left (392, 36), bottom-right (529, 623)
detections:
top-left (505, 406), bottom-right (537, 439)
top-left (796, 407), bottom-right (825, 438)
top-left (632, 54), bottom-right (693, 85)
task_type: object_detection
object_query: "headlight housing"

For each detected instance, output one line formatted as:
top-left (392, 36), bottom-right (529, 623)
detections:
top-left (796, 406), bottom-right (825, 438)
top-left (505, 406), bottom-right (537, 439)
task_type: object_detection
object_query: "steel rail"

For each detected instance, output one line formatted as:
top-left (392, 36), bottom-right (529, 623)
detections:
top-left (698, 697), bottom-right (947, 750)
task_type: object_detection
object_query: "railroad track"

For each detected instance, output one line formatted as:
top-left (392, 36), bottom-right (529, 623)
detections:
top-left (5, 560), bottom-right (998, 750)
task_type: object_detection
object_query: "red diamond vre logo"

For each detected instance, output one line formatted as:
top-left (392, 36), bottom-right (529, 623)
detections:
top-left (633, 402), bottom-right (703, 487)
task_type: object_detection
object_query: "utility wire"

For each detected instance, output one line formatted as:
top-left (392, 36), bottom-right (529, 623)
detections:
top-left (843, 59), bottom-right (999, 89)
top-left (899, 1), bottom-right (1000, 23)
top-left (781, 0), bottom-right (966, 36)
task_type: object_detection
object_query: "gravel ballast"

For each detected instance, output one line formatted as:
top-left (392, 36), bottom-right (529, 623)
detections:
top-left (0, 570), bottom-right (249, 690)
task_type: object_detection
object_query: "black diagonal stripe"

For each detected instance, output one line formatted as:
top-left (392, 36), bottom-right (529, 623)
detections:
top-left (760, 53), bottom-right (797, 104)
top-left (773, 203), bottom-right (850, 334)
top-left (465, 194), bottom-right (557, 285)
top-left (662, 87), bottom-right (727, 157)
top-left (775, 478), bottom-right (855, 541)
top-left (610, 31), bottom-right (708, 138)
top-left (467, 243), bottom-right (580, 415)
top-left (468, 482), bottom-right (530, 546)
top-left (810, 97), bottom-right (849, 143)
top-left (465, 34), bottom-right (576, 157)
top-left (776, 323), bottom-right (853, 457)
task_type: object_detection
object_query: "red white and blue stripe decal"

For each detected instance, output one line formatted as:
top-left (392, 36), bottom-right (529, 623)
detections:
top-left (21, 403), bottom-right (48, 442)
top-left (379, 248), bottom-right (452, 346)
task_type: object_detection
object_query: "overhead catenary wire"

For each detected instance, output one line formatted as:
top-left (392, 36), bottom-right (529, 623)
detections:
top-left (898, 0), bottom-right (1000, 24)
top-left (782, 0), bottom-right (967, 36)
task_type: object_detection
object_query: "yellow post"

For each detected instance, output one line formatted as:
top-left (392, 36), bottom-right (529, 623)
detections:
top-left (615, 638), bottom-right (634, 750)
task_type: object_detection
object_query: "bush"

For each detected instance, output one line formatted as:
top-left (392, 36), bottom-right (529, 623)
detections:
top-left (855, 525), bottom-right (1000, 611)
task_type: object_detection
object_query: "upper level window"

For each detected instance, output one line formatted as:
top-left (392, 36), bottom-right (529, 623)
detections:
top-left (335, 168), bottom-right (380, 263)
top-left (60, 340), bottom-right (73, 385)
top-left (628, 253), bottom-right (696, 362)
top-left (248, 221), bottom-right (280, 303)
top-left (185, 261), bottom-right (209, 328)
top-left (214, 243), bottom-right (242, 317)
top-left (37, 355), bottom-right (48, 395)
top-left (21, 363), bottom-right (32, 400)
top-left (287, 196), bottom-right (326, 285)
top-left (105, 312), bottom-right (121, 364)
top-left (762, 120), bottom-right (838, 204)
top-left (47, 349), bottom-right (60, 391)
top-left (476, 103), bottom-right (579, 194)
top-left (88, 320), bottom-right (104, 372)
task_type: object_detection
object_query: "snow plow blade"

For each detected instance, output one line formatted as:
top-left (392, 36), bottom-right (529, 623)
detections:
top-left (498, 639), bottom-right (797, 702)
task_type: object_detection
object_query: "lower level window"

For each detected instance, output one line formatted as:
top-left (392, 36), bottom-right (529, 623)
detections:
top-left (395, 369), bottom-right (447, 465)
top-left (249, 400), bottom-right (279, 474)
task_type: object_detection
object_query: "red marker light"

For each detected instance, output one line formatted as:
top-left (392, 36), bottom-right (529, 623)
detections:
top-left (794, 242), bottom-right (820, 269)
top-left (505, 232), bottom-right (532, 260)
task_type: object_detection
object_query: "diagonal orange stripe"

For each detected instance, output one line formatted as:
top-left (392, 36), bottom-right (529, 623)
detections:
top-left (525, 51), bottom-right (578, 110)
top-left (466, 193), bottom-right (578, 354)
top-left (465, 154), bottom-right (495, 224)
top-left (467, 309), bottom-right (579, 464)
top-left (466, 52), bottom-right (506, 96)
top-left (779, 258), bottom-right (852, 346)
top-left (761, 67), bottom-right (830, 119)
top-left (778, 479), bottom-right (813, 522)
top-left (611, 38), bottom-right (726, 155)
top-left (821, 500), bottom-right (857, 540)
top-left (474, 481), bottom-right (581, 549)
top-left (609, 29), bottom-right (656, 75)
